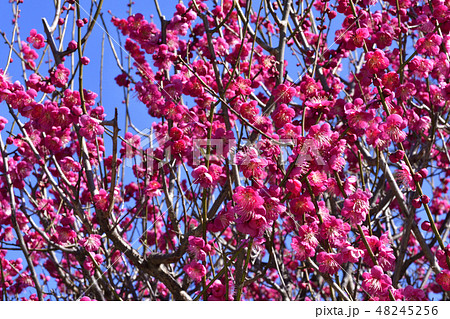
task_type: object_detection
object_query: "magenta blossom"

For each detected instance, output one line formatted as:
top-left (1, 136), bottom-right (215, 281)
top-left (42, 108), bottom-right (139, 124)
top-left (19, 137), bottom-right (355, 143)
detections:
top-left (232, 186), bottom-right (264, 213)
top-left (50, 64), bottom-right (70, 87)
top-left (339, 244), bottom-right (364, 264)
top-left (79, 115), bottom-right (105, 140)
top-left (399, 286), bottom-right (427, 301)
top-left (316, 252), bottom-right (341, 275)
top-left (415, 33), bottom-right (442, 56)
top-left (55, 226), bottom-right (76, 244)
top-left (436, 246), bottom-right (450, 270)
top-left (291, 224), bottom-right (319, 261)
top-left (79, 297), bottom-right (96, 301)
top-left (272, 83), bottom-right (296, 104)
top-left (235, 147), bottom-right (268, 180)
top-left (380, 114), bottom-right (407, 143)
top-left (319, 215), bottom-right (351, 248)
top-left (187, 236), bottom-right (211, 261)
top-left (93, 189), bottom-right (109, 211)
top-left (394, 162), bottom-right (416, 191)
top-left (341, 189), bottom-right (372, 225)
top-left (389, 150), bottom-right (405, 163)
top-left (351, 28), bottom-right (370, 48)
top-left (26, 29), bottom-right (45, 49)
top-left (192, 165), bottom-right (213, 188)
top-left (79, 235), bottom-right (102, 252)
top-left (0, 116), bottom-right (7, 131)
top-left (272, 104), bottom-right (295, 128)
top-left (291, 236), bottom-right (316, 261)
top-left (235, 211), bottom-right (268, 237)
top-left (362, 266), bottom-right (392, 296)
top-left (240, 101), bottom-right (259, 122)
top-left (83, 254), bottom-right (104, 276)
top-left (183, 261), bottom-right (206, 283)
top-left (436, 270), bottom-right (450, 291)
top-left (365, 49), bottom-right (389, 74)
top-left (207, 279), bottom-right (232, 301)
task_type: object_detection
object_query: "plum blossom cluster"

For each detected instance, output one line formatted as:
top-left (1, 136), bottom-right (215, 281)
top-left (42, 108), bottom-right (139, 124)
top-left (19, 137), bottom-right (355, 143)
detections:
top-left (0, 0), bottom-right (450, 301)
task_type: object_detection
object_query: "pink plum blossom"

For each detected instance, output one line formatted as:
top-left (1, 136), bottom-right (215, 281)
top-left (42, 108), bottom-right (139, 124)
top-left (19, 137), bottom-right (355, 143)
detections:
top-left (362, 266), bottom-right (392, 296)
top-left (341, 189), bottom-right (372, 225)
top-left (79, 235), bottom-right (102, 252)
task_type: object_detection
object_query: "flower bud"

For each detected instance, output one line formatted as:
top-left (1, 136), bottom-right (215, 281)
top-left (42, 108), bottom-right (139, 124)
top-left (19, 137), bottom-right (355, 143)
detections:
top-left (373, 77), bottom-right (381, 86)
top-left (327, 10), bottom-right (337, 19)
top-left (418, 168), bottom-right (428, 179)
top-left (412, 198), bottom-right (422, 208)
top-left (421, 221), bottom-right (431, 231)
top-left (421, 194), bottom-right (430, 204)
top-left (389, 150), bottom-right (404, 163)
top-left (76, 19), bottom-right (84, 27)
top-left (68, 40), bottom-right (77, 51)
top-left (413, 172), bottom-right (423, 182)
top-left (81, 56), bottom-right (90, 65)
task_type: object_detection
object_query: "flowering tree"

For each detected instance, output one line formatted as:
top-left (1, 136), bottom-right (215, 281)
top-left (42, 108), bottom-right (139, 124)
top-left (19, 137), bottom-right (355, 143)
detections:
top-left (0, 0), bottom-right (450, 301)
